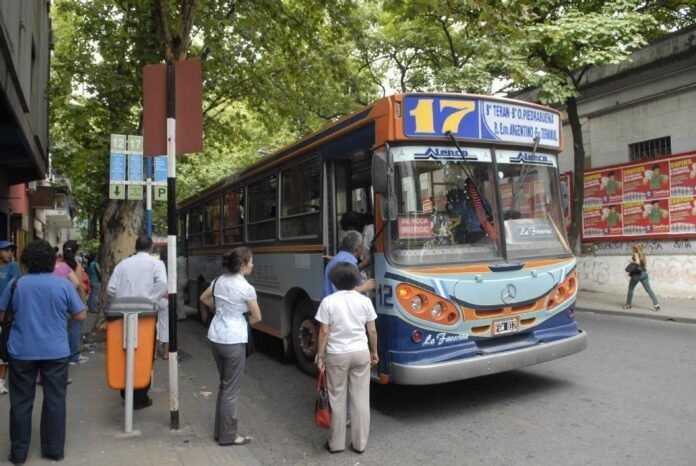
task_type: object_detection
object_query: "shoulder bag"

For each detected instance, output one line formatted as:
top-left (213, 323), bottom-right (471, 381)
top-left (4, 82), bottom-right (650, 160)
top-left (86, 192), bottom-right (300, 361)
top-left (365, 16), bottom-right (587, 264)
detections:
top-left (314, 368), bottom-right (331, 428)
top-left (0, 279), bottom-right (19, 362)
top-left (625, 262), bottom-right (642, 275)
top-left (212, 277), bottom-right (254, 358)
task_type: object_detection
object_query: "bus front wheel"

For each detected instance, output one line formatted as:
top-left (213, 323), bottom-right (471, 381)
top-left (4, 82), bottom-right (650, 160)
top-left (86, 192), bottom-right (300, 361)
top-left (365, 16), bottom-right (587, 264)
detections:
top-left (292, 299), bottom-right (318, 376)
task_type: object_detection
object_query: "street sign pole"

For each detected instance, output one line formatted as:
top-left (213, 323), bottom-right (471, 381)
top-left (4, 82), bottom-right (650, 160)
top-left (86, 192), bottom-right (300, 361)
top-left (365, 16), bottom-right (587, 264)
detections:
top-left (166, 61), bottom-right (180, 430)
top-left (145, 157), bottom-right (153, 237)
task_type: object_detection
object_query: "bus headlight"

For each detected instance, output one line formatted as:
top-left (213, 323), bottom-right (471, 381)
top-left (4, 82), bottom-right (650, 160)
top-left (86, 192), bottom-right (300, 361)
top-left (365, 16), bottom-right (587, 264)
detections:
top-left (411, 295), bottom-right (424, 311)
top-left (431, 303), bottom-right (443, 318)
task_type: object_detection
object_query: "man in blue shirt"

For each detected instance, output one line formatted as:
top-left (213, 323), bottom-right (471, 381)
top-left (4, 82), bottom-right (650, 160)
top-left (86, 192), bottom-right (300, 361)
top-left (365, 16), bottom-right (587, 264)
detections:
top-left (323, 231), bottom-right (376, 297)
top-left (0, 240), bottom-right (21, 395)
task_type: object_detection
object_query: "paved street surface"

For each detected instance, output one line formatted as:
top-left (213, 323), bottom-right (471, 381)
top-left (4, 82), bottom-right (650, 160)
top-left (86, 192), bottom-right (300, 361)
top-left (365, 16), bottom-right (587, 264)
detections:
top-left (0, 290), bottom-right (694, 465)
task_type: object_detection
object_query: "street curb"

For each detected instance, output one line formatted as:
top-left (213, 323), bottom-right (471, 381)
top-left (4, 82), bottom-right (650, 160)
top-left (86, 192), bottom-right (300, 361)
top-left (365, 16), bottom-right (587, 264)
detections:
top-left (575, 307), bottom-right (696, 325)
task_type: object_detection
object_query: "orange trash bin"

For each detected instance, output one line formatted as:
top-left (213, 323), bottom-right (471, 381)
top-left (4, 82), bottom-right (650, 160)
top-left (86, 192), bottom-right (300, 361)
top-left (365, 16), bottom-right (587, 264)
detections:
top-left (105, 298), bottom-right (158, 390)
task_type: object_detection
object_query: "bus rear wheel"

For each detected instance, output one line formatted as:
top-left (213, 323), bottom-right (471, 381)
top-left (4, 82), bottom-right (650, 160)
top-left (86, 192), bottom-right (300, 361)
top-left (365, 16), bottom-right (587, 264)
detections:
top-left (292, 299), bottom-right (318, 376)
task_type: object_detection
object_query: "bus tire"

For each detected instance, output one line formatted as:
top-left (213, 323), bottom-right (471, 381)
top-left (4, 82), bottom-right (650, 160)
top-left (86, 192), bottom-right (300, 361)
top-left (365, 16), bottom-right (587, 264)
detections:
top-left (292, 299), bottom-right (318, 377)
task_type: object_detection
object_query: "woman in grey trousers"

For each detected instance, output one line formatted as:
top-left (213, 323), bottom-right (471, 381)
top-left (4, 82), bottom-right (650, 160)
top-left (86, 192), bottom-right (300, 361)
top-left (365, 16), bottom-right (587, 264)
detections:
top-left (200, 247), bottom-right (262, 446)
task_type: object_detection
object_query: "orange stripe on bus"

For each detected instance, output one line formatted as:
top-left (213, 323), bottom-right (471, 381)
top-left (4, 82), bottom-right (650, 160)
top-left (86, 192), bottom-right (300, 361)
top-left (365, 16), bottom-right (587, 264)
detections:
top-left (522, 258), bottom-right (574, 268)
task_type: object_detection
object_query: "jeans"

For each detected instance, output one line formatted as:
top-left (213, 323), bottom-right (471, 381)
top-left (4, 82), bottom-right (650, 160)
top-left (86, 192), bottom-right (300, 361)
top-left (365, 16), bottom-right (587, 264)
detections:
top-left (87, 282), bottom-right (101, 313)
top-left (9, 357), bottom-right (69, 461)
top-left (68, 319), bottom-right (83, 363)
top-left (626, 271), bottom-right (659, 306)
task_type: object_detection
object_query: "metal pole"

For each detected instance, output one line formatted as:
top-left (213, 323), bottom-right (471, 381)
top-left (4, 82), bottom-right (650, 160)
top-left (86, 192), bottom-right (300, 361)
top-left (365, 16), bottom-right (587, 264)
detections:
top-left (166, 61), bottom-right (180, 430)
top-left (124, 312), bottom-right (138, 433)
top-left (145, 156), bottom-right (153, 237)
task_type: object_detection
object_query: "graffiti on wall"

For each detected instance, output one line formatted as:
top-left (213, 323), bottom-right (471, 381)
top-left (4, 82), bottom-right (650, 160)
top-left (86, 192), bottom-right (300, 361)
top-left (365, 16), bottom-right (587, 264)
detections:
top-left (592, 239), bottom-right (695, 256)
top-left (578, 254), bottom-right (696, 297)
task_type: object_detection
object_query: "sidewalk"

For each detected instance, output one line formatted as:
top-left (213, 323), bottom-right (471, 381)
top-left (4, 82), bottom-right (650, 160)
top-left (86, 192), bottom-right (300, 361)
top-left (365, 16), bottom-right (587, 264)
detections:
top-left (576, 289), bottom-right (696, 324)
top-left (1, 291), bottom-right (693, 465)
top-left (0, 315), bottom-right (261, 466)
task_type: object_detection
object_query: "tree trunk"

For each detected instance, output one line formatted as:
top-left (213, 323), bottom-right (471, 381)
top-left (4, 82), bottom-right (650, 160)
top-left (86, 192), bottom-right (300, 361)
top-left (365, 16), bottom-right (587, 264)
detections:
top-left (566, 96), bottom-right (585, 254)
top-left (89, 199), bottom-right (145, 334)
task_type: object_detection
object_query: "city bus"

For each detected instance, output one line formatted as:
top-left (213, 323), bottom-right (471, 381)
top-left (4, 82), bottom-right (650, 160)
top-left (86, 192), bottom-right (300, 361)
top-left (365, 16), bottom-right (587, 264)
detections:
top-left (177, 93), bottom-right (587, 384)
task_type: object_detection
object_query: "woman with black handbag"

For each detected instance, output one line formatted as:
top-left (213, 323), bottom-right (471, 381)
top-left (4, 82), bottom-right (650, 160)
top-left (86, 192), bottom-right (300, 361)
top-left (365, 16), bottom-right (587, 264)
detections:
top-left (199, 247), bottom-right (262, 447)
top-left (623, 244), bottom-right (660, 311)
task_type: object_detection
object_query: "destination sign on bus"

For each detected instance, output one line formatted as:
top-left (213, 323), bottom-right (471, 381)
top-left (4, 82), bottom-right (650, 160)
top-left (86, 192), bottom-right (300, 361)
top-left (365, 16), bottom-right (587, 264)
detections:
top-left (403, 96), bottom-right (561, 149)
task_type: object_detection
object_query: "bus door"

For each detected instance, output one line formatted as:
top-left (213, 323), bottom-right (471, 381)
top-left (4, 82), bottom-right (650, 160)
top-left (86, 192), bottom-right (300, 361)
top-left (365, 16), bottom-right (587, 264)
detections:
top-left (325, 152), bottom-right (373, 256)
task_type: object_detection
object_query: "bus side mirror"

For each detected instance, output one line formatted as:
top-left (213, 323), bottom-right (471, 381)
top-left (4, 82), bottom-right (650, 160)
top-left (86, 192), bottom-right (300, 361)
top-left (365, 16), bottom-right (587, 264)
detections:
top-left (372, 149), bottom-right (388, 193)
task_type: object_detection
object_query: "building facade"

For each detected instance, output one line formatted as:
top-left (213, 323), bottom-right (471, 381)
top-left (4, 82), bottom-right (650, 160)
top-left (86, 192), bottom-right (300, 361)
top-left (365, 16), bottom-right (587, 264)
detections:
top-left (520, 26), bottom-right (696, 299)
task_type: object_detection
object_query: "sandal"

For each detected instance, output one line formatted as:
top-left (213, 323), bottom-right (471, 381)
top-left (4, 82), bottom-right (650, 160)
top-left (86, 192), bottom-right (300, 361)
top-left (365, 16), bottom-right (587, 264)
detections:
top-left (622, 304), bottom-right (632, 310)
top-left (220, 435), bottom-right (252, 446)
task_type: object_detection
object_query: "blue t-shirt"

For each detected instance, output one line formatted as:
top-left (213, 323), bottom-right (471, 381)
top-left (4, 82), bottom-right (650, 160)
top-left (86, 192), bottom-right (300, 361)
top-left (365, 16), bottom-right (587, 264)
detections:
top-left (0, 261), bottom-right (21, 295)
top-left (0, 274), bottom-right (85, 360)
top-left (322, 250), bottom-right (358, 298)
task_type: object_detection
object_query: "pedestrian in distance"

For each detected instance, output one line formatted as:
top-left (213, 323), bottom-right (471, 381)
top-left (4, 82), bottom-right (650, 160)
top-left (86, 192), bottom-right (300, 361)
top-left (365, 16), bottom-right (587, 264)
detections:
top-left (623, 244), bottom-right (660, 312)
top-left (0, 239), bottom-right (87, 464)
top-left (0, 240), bottom-right (21, 395)
top-left (199, 247), bottom-right (262, 446)
top-left (315, 262), bottom-right (378, 454)
top-left (86, 253), bottom-right (102, 314)
top-left (107, 234), bottom-right (167, 410)
top-left (54, 240), bottom-right (89, 367)
top-left (156, 249), bottom-right (169, 359)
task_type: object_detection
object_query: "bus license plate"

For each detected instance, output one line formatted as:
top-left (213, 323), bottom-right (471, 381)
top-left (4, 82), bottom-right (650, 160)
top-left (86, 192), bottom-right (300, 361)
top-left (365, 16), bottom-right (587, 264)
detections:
top-left (493, 317), bottom-right (519, 336)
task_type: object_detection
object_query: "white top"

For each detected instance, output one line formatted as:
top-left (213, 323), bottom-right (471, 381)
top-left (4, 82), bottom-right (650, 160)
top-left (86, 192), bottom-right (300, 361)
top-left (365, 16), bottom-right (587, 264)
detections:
top-left (107, 252), bottom-right (167, 302)
top-left (207, 273), bottom-right (257, 344)
top-left (315, 290), bottom-right (377, 354)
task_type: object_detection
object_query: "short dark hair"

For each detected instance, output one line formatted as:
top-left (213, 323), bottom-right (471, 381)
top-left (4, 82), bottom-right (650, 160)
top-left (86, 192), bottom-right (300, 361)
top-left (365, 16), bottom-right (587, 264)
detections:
top-left (652, 164), bottom-right (660, 170)
top-left (328, 262), bottom-right (361, 291)
top-left (340, 211), bottom-right (364, 232)
top-left (224, 247), bottom-right (252, 274)
top-left (135, 235), bottom-right (153, 252)
top-left (21, 239), bottom-right (57, 273)
top-left (607, 171), bottom-right (615, 177)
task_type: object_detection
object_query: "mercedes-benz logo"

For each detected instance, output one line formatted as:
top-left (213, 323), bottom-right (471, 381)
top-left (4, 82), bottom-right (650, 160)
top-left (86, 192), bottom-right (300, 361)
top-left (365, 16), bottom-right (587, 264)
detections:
top-left (501, 284), bottom-right (517, 304)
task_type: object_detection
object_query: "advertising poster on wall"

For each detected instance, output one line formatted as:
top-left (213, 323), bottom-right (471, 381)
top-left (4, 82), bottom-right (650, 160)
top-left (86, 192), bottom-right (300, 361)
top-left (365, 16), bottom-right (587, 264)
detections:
top-left (582, 152), bottom-right (696, 241)
top-left (622, 199), bottom-right (670, 235)
top-left (669, 197), bottom-right (696, 233)
top-left (583, 204), bottom-right (624, 237)
top-left (622, 160), bottom-right (670, 201)
top-left (669, 156), bottom-right (696, 197)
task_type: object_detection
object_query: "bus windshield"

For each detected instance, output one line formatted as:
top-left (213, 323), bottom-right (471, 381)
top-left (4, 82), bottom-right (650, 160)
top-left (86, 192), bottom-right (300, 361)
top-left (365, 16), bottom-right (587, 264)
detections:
top-left (388, 145), bottom-right (570, 266)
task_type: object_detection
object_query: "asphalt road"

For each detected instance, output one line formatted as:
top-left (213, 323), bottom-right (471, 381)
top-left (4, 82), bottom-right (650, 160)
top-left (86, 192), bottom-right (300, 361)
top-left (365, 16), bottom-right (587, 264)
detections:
top-left (178, 312), bottom-right (696, 465)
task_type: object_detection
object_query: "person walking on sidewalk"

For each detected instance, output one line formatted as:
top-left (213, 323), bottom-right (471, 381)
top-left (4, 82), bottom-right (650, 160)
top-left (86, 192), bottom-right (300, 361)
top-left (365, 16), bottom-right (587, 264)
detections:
top-left (0, 239), bottom-right (86, 464)
top-left (0, 240), bottom-right (21, 395)
top-left (623, 244), bottom-right (660, 312)
top-left (315, 262), bottom-right (379, 454)
top-left (107, 235), bottom-right (167, 410)
top-left (54, 240), bottom-right (89, 366)
top-left (86, 253), bottom-right (102, 314)
top-left (199, 247), bottom-right (262, 446)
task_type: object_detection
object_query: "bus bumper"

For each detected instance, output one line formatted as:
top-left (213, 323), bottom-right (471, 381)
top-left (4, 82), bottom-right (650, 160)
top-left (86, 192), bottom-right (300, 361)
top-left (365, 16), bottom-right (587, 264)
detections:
top-left (389, 330), bottom-right (587, 385)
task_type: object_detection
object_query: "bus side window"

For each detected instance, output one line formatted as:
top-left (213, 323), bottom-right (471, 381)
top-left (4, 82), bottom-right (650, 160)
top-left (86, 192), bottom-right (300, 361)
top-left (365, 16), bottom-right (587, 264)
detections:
top-left (280, 159), bottom-right (320, 238)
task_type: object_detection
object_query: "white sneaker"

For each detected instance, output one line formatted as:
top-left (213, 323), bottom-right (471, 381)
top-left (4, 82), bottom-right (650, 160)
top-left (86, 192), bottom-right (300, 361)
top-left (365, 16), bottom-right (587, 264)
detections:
top-left (69, 355), bottom-right (89, 366)
top-left (0, 381), bottom-right (7, 395)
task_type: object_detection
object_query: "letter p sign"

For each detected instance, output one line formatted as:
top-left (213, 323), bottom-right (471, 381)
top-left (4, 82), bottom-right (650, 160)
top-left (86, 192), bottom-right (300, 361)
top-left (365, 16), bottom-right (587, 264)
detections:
top-left (155, 186), bottom-right (168, 202)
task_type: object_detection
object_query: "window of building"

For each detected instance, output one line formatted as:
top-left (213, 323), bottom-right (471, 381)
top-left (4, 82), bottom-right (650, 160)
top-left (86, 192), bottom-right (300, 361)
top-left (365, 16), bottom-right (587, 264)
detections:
top-left (203, 197), bottom-right (222, 246)
top-left (247, 174), bottom-right (277, 241)
top-left (223, 188), bottom-right (245, 244)
top-left (280, 159), bottom-right (320, 238)
top-left (629, 136), bottom-right (671, 161)
top-left (178, 214), bottom-right (187, 250)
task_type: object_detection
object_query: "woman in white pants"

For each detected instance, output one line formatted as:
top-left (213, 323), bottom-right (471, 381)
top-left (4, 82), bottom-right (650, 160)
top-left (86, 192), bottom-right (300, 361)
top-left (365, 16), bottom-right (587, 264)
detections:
top-left (315, 262), bottom-right (378, 454)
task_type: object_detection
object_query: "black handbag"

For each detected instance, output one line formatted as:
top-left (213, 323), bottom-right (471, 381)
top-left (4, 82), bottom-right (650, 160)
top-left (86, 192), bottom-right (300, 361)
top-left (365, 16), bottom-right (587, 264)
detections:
top-left (625, 263), bottom-right (642, 274)
top-left (212, 277), bottom-right (254, 358)
top-left (0, 279), bottom-right (19, 362)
